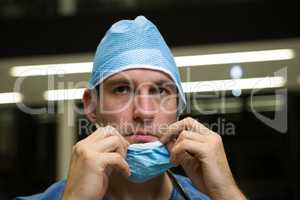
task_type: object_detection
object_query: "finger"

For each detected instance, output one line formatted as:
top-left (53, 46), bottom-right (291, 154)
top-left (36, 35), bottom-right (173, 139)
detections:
top-left (84, 125), bottom-right (129, 158)
top-left (174, 130), bottom-right (207, 146)
top-left (90, 124), bottom-right (126, 141)
top-left (98, 153), bottom-right (131, 177)
top-left (103, 125), bottom-right (130, 149)
top-left (90, 125), bottom-right (129, 152)
top-left (185, 118), bottom-right (208, 133)
top-left (87, 126), bottom-right (116, 141)
top-left (90, 135), bottom-right (127, 157)
top-left (170, 139), bottom-right (206, 164)
top-left (166, 137), bottom-right (176, 152)
top-left (159, 120), bottom-right (184, 144)
top-left (95, 122), bottom-right (101, 129)
top-left (173, 131), bottom-right (207, 162)
top-left (172, 151), bottom-right (194, 165)
top-left (160, 117), bottom-right (208, 144)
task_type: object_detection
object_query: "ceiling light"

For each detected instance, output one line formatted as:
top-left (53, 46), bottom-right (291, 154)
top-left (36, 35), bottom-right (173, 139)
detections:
top-left (0, 92), bottom-right (23, 104)
top-left (11, 49), bottom-right (295, 77)
top-left (175, 49), bottom-right (294, 67)
top-left (11, 62), bottom-right (92, 77)
top-left (182, 76), bottom-right (285, 93)
top-left (44, 89), bottom-right (85, 101)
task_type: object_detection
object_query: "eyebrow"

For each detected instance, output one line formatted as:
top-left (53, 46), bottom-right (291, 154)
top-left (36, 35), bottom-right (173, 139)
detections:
top-left (103, 77), bottom-right (176, 89)
top-left (155, 80), bottom-right (177, 90)
top-left (103, 78), bottom-right (131, 87)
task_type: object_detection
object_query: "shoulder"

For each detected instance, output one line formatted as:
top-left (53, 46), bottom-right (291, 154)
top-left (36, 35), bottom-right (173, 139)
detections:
top-left (173, 174), bottom-right (211, 200)
top-left (14, 180), bottom-right (66, 200)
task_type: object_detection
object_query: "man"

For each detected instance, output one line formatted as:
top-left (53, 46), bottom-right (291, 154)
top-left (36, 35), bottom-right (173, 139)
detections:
top-left (15, 16), bottom-right (247, 200)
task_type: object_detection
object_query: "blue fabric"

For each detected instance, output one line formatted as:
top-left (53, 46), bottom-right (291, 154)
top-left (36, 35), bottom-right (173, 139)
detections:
top-left (127, 141), bottom-right (175, 182)
top-left (14, 180), bottom-right (65, 200)
top-left (88, 15), bottom-right (186, 115)
top-left (14, 174), bottom-right (210, 200)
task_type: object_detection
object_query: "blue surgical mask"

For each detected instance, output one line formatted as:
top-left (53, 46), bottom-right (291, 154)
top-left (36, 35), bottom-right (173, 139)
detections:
top-left (126, 141), bottom-right (175, 183)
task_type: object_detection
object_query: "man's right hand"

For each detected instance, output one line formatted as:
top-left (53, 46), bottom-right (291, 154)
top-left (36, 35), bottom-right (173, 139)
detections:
top-left (61, 125), bottom-right (130, 200)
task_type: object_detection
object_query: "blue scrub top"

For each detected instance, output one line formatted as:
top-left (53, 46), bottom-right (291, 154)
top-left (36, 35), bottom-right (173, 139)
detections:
top-left (14, 174), bottom-right (210, 200)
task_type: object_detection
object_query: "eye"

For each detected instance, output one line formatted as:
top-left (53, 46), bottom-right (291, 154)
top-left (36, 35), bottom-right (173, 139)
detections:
top-left (158, 87), bottom-right (167, 94)
top-left (150, 86), bottom-right (167, 96)
top-left (112, 85), bottom-right (131, 94)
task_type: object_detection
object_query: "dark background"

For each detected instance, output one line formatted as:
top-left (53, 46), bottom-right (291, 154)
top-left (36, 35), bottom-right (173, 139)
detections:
top-left (0, 0), bottom-right (299, 58)
top-left (0, 0), bottom-right (299, 199)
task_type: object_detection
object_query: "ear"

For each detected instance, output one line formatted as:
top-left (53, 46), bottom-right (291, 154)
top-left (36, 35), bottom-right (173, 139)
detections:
top-left (82, 89), bottom-right (97, 123)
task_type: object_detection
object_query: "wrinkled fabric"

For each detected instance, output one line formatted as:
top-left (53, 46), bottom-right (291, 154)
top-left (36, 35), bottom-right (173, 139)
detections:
top-left (126, 141), bottom-right (174, 182)
top-left (14, 174), bottom-right (210, 200)
top-left (88, 15), bottom-right (186, 115)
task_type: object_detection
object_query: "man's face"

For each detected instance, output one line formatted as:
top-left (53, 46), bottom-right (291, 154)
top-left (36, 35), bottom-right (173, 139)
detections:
top-left (95, 69), bottom-right (178, 144)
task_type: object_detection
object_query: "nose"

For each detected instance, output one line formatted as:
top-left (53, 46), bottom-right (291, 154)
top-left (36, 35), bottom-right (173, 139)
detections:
top-left (133, 91), bottom-right (157, 123)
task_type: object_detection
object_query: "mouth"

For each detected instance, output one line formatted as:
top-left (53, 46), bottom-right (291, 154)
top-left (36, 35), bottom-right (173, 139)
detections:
top-left (126, 131), bottom-right (158, 143)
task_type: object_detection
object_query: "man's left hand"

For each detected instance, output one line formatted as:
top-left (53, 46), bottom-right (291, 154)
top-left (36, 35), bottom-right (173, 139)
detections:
top-left (160, 117), bottom-right (247, 200)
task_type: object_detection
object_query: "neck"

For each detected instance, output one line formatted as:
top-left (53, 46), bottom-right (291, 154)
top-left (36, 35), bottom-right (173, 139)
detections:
top-left (106, 172), bottom-right (173, 200)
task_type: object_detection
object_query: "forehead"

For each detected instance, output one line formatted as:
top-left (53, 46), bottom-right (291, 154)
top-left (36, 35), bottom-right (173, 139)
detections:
top-left (102, 68), bottom-right (174, 86)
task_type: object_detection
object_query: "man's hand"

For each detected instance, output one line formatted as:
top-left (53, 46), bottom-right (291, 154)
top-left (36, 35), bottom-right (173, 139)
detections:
top-left (160, 117), bottom-right (247, 200)
top-left (61, 126), bottom-right (130, 200)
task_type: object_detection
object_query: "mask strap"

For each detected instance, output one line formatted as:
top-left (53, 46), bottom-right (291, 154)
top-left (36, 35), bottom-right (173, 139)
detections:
top-left (167, 170), bottom-right (191, 200)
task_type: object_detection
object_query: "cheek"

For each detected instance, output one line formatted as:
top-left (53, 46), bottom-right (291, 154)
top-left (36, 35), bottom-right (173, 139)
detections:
top-left (159, 96), bottom-right (177, 114)
top-left (156, 98), bottom-right (178, 122)
top-left (100, 95), bottom-right (133, 113)
top-left (97, 100), bottom-right (133, 126)
top-left (156, 98), bottom-right (178, 126)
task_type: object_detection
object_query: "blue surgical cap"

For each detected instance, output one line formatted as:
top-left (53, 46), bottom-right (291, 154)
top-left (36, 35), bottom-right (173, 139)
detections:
top-left (88, 16), bottom-right (186, 115)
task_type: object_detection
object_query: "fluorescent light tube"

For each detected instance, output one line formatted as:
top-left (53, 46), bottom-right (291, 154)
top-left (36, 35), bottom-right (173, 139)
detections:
top-left (44, 89), bottom-right (85, 101)
top-left (11, 49), bottom-right (295, 77)
top-left (11, 62), bottom-right (92, 77)
top-left (175, 49), bottom-right (294, 67)
top-left (0, 92), bottom-right (23, 104)
top-left (181, 76), bottom-right (285, 93)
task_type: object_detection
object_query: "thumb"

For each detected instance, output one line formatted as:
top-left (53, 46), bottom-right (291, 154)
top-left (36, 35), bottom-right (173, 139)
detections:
top-left (166, 138), bottom-right (176, 152)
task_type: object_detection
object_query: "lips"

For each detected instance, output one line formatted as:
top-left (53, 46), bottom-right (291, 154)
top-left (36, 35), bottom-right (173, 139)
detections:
top-left (127, 132), bottom-right (158, 143)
